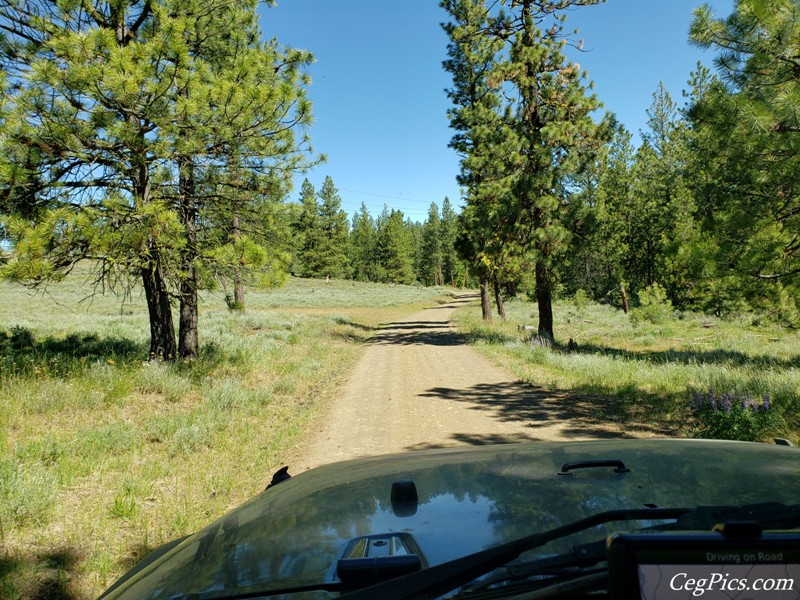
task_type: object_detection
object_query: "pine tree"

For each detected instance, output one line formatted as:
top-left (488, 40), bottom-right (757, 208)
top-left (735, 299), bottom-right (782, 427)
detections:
top-left (499, 0), bottom-right (609, 342)
top-left (315, 176), bottom-right (350, 279)
top-left (295, 179), bottom-right (322, 277)
top-left (440, 197), bottom-right (460, 286)
top-left (348, 203), bottom-right (378, 281)
top-left (422, 202), bottom-right (444, 286)
top-left (0, 0), bottom-right (314, 359)
top-left (376, 209), bottom-right (415, 284)
top-left (441, 0), bottom-right (511, 319)
top-left (629, 83), bottom-right (697, 304)
top-left (689, 0), bottom-right (800, 320)
top-left (442, 0), bottom-right (609, 334)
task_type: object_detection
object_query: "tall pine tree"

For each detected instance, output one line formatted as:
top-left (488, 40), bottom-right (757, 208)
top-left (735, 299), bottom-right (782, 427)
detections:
top-left (0, 0), bottom-right (315, 359)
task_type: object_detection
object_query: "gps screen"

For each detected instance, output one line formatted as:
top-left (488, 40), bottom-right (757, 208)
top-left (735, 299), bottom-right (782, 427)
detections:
top-left (608, 533), bottom-right (800, 600)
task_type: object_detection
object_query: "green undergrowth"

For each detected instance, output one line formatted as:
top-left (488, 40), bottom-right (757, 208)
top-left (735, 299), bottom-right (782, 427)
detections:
top-left (454, 297), bottom-right (800, 442)
top-left (0, 275), bottom-right (450, 599)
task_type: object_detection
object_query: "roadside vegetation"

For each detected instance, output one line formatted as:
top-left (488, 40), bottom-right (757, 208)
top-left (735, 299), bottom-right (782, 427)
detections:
top-left (454, 295), bottom-right (800, 444)
top-left (0, 276), bottom-right (450, 600)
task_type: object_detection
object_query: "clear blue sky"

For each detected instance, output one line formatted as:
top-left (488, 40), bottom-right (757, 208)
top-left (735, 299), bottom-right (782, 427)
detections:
top-left (259, 1), bottom-right (734, 223)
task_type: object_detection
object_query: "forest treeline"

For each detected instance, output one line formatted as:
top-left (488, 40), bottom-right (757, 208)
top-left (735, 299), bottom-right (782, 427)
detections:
top-left (437, 0), bottom-right (800, 339)
top-left (286, 177), bottom-right (464, 288)
top-left (1, 0), bottom-right (799, 362)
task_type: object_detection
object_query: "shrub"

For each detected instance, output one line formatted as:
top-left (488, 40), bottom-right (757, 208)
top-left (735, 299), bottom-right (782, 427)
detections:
top-left (572, 289), bottom-right (591, 310)
top-left (630, 283), bottom-right (673, 325)
top-left (690, 389), bottom-right (777, 441)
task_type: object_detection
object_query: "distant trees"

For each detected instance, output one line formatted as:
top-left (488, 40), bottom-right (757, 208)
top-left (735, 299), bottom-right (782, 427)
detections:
top-left (289, 182), bottom-right (461, 287)
top-left (422, 203), bottom-right (444, 286)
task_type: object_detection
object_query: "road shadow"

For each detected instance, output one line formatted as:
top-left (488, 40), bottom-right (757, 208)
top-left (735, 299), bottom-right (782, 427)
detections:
top-left (406, 432), bottom-right (541, 451)
top-left (371, 323), bottom-right (464, 347)
top-left (419, 381), bottom-right (676, 440)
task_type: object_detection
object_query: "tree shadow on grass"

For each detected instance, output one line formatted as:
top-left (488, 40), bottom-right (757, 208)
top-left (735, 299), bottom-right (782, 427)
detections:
top-left (419, 380), bottom-right (678, 442)
top-left (572, 341), bottom-right (800, 371)
top-left (0, 327), bottom-right (145, 376)
top-left (468, 326), bottom-right (800, 371)
top-left (1, 547), bottom-right (81, 600)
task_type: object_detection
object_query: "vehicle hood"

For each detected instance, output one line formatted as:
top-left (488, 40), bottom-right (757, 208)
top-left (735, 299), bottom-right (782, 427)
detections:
top-left (102, 438), bottom-right (800, 599)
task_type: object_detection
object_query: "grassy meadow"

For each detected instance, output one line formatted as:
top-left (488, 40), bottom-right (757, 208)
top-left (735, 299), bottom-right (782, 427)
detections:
top-left (3, 275), bottom-right (799, 600)
top-left (0, 275), bottom-right (451, 600)
top-left (454, 297), bottom-right (800, 442)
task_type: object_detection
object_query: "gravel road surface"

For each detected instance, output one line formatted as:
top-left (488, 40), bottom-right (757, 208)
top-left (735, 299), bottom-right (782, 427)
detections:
top-left (287, 294), bottom-right (627, 471)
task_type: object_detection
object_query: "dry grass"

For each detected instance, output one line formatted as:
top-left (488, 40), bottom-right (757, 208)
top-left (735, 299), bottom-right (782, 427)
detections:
top-left (0, 275), bottom-right (451, 599)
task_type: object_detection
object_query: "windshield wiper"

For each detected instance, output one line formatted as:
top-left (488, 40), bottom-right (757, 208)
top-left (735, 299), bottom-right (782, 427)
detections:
top-left (460, 538), bottom-right (608, 595)
top-left (188, 581), bottom-right (343, 599)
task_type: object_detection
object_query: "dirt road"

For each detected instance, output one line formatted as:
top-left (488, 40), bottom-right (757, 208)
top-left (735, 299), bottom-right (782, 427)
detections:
top-left (288, 294), bottom-right (626, 471)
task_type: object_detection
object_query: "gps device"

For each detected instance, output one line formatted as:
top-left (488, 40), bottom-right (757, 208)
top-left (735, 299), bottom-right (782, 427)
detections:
top-left (607, 526), bottom-right (800, 599)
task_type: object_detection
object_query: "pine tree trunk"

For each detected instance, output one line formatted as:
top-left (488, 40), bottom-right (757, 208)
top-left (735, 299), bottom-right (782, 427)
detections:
top-left (479, 270), bottom-right (493, 321)
top-left (178, 280), bottom-right (198, 359)
top-left (178, 156), bottom-right (199, 360)
top-left (130, 126), bottom-right (176, 360)
top-left (141, 256), bottom-right (177, 361)
top-left (493, 273), bottom-right (506, 320)
top-left (232, 214), bottom-right (245, 310)
top-left (535, 260), bottom-right (554, 344)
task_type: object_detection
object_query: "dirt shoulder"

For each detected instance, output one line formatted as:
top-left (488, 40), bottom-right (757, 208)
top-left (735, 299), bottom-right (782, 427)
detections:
top-left (285, 294), bottom-right (626, 472)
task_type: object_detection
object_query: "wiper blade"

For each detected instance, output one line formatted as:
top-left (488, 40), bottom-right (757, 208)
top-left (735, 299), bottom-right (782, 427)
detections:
top-left (462, 539), bottom-right (608, 592)
top-left (652, 501), bottom-right (800, 532)
top-left (190, 582), bottom-right (343, 600)
top-left (341, 507), bottom-right (690, 600)
top-left (462, 539), bottom-right (608, 594)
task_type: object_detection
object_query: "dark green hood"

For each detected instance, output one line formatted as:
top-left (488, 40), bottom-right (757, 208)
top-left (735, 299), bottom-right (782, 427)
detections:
top-left (102, 439), bottom-right (800, 599)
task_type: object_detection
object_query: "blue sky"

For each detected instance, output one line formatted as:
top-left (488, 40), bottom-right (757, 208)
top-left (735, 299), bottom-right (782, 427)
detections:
top-left (259, 1), bottom-right (734, 223)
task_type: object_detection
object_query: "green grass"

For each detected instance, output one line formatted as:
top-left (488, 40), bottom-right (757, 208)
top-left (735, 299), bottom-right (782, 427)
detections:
top-left (454, 297), bottom-right (800, 441)
top-left (0, 274), bottom-right (450, 599)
